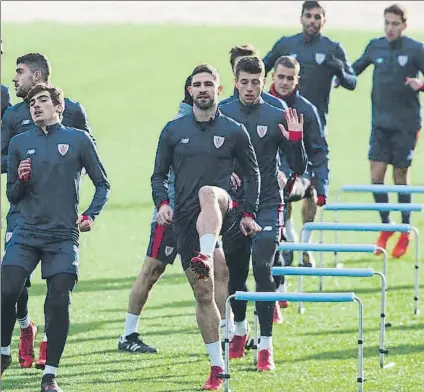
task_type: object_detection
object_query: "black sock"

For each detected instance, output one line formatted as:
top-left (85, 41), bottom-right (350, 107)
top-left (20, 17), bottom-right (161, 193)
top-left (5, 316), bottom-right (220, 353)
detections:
top-left (373, 192), bottom-right (390, 223)
top-left (45, 273), bottom-right (76, 368)
top-left (398, 193), bottom-right (411, 224)
top-left (16, 286), bottom-right (29, 320)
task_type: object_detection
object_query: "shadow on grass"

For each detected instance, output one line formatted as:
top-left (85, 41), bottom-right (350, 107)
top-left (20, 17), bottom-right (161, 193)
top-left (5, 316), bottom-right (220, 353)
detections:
top-left (279, 343), bottom-right (424, 363)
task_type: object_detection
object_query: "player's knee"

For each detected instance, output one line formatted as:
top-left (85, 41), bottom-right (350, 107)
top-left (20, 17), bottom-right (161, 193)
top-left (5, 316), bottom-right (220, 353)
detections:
top-left (48, 288), bottom-right (71, 312)
top-left (194, 284), bottom-right (214, 305)
top-left (253, 263), bottom-right (274, 291)
top-left (1, 266), bottom-right (28, 304)
top-left (198, 186), bottom-right (218, 205)
top-left (143, 257), bottom-right (166, 285)
top-left (393, 168), bottom-right (408, 185)
top-left (213, 250), bottom-right (228, 283)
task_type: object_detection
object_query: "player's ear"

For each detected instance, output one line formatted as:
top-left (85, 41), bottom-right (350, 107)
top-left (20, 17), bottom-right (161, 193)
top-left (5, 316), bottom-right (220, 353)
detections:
top-left (33, 70), bottom-right (42, 83)
top-left (217, 85), bottom-right (223, 95)
top-left (187, 86), bottom-right (193, 97)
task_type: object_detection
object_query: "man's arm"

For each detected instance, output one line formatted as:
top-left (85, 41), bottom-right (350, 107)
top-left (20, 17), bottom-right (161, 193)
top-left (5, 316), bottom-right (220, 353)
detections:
top-left (1, 86), bottom-right (13, 119)
top-left (233, 125), bottom-right (261, 216)
top-left (263, 37), bottom-right (285, 76)
top-left (331, 43), bottom-right (357, 90)
top-left (304, 106), bottom-right (329, 198)
top-left (1, 109), bottom-right (15, 173)
top-left (352, 41), bottom-right (374, 77)
top-left (151, 126), bottom-right (174, 209)
top-left (79, 133), bottom-right (111, 220)
top-left (6, 138), bottom-right (29, 204)
top-left (73, 102), bottom-right (96, 145)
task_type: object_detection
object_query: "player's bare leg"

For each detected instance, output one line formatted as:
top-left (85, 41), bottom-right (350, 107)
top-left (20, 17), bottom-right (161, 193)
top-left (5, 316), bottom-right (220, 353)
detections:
top-left (191, 186), bottom-right (229, 280)
top-left (370, 161), bottom-right (394, 254)
top-left (392, 167), bottom-right (411, 257)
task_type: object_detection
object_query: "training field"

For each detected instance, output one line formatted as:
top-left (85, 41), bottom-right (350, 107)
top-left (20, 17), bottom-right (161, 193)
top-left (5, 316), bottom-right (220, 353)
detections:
top-left (1, 2), bottom-right (424, 391)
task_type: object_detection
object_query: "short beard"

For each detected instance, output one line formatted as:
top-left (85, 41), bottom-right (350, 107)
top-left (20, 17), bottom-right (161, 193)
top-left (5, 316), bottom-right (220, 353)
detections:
top-left (194, 98), bottom-right (214, 110)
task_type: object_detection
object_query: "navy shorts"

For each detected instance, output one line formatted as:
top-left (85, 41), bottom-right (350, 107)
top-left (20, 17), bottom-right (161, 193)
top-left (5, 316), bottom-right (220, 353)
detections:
top-left (369, 127), bottom-right (420, 168)
top-left (146, 220), bottom-right (179, 265)
top-left (174, 194), bottom-right (239, 271)
top-left (2, 230), bottom-right (79, 279)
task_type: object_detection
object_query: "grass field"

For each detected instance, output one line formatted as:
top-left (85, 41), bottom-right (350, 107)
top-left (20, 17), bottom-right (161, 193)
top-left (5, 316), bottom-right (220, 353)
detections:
top-left (1, 22), bottom-right (424, 392)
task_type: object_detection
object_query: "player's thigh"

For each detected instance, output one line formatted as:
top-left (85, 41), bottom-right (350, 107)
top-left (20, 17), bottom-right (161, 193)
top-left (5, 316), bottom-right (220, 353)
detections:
top-left (199, 186), bottom-right (232, 214)
top-left (146, 220), bottom-right (178, 266)
top-left (368, 126), bottom-right (393, 164)
top-left (174, 211), bottom-right (201, 271)
top-left (253, 205), bottom-right (283, 246)
top-left (2, 231), bottom-right (40, 275)
top-left (41, 240), bottom-right (79, 280)
top-left (391, 129), bottom-right (420, 169)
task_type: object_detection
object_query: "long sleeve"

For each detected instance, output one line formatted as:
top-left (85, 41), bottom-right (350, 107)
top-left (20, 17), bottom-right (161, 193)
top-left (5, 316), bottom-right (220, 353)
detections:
top-left (352, 41), bottom-right (374, 76)
top-left (151, 126), bottom-right (174, 209)
top-left (1, 86), bottom-right (13, 119)
top-left (418, 44), bottom-right (424, 92)
top-left (6, 138), bottom-right (29, 204)
top-left (263, 37), bottom-right (285, 76)
top-left (233, 125), bottom-right (261, 215)
top-left (1, 109), bottom-right (15, 173)
top-left (334, 43), bottom-right (357, 90)
top-left (80, 133), bottom-right (111, 219)
top-left (278, 121), bottom-right (308, 176)
top-left (73, 102), bottom-right (96, 145)
top-left (304, 106), bottom-right (329, 197)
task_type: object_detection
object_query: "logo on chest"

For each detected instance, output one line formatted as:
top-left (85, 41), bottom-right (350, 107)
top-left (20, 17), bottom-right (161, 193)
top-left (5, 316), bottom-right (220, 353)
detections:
top-left (257, 125), bottom-right (268, 138)
top-left (58, 144), bottom-right (69, 156)
top-left (315, 53), bottom-right (326, 64)
top-left (180, 138), bottom-right (190, 144)
top-left (26, 149), bottom-right (36, 155)
top-left (213, 136), bottom-right (225, 148)
top-left (21, 119), bottom-right (31, 126)
top-left (398, 55), bottom-right (408, 67)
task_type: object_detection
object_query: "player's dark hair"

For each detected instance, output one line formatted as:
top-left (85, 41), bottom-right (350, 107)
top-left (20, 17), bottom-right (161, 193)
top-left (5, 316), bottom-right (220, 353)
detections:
top-left (301, 1), bottom-right (325, 17)
top-left (229, 44), bottom-right (258, 69)
top-left (27, 83), bottom-right (64, 111)
top-left (16, 53), bottom-right (51, 82)
top-left (191, 64), bottom-right (220, 82)
top-left (384, 4), bottom-right (407, 23)
top-left (274, 56), bottom-right (300, 74)
top-left (235, 56), bottom-right (265, 79)
top-left (183, 74), bottom-right (193, 106)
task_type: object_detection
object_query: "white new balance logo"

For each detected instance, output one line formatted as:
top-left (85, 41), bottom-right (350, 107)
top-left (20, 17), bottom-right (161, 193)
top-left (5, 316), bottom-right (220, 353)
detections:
top-left (180, 138), bottom-right (189, 144)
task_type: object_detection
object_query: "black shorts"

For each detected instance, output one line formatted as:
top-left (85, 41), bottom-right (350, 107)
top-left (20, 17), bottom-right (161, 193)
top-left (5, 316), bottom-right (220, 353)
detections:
top-left (174, 194), bottom-right (239, 271)
top-left (146, 220), bottom-right (178, 265)
top-left (2, 230), bottom-right (79, 279)
top-left (368, 126), bottom-right (420, 168)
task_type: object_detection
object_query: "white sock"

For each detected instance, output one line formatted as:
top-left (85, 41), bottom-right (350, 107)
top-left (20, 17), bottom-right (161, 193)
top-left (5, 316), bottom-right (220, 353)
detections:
top-left (301, 229), bottom-right (312, 243)
top-left (199, 234), bottom-right (217, 257)
top-left (220, 319), bottom-right (234, 341)
top-left (234, 320), bottom-right (248, 336)
top-left (17, 314), bottom-right (31, 329)
top-left (123, 312), bottom-right (139, 339)
top-left (44, 365), bottom-right (57, 376)
top-left (285, 219), bottom-right (298, 242)
top-left (1, 346), bottom-right (11, 356)
top-left (206, 341), bottom-right (224, 368)
top-left (259, 336), bottom-right (272, 351)
top-left (43, 333), bottom-right (48, 342)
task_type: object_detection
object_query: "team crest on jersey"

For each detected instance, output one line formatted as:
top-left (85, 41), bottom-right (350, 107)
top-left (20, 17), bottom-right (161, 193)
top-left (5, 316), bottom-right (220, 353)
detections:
top-left (257, 125), bottom-right (268, 138)
top-left (315, 53), bottom-right (326, 64)
top-left (58, 144), bottom-right (69, 156)
top-left (398, 55), bottom-right (408, 66)
top-left (165, 246), bottom-right (174, 256)
top-left (5, 232), bottom-right (13, 243)
top-left (213, 136), bottom-right (225, 148)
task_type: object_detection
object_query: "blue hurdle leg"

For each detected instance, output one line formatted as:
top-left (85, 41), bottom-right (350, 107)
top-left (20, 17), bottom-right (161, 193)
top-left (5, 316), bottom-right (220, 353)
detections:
top-left (413, 228), bottom-right (421, 316)
top-left (223, 295), bottom-right (233, 392)
top-left (355, 297), bottom-right (364, 392)
top-left (374, 271), bottom-right (388, 368)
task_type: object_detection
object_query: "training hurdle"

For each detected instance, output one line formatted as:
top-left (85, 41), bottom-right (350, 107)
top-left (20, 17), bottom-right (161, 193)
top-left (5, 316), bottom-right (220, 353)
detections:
top-left (223, 292), bottom-right (364, 392)
top-left (318, 203), bottom-right (424, 268)
top-left (278, 242), bottom-right (387, 292)
top-left (340, 184), bottom-right (424, 195)
top-left (301, 222), bottom-right (420, 315)
top-left (272, 266), bottom-right (387, 368)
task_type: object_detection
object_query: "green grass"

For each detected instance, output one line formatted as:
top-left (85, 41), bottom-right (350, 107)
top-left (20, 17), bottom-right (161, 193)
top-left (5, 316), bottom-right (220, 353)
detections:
top-left (1, 22), bottom-right (424, 391)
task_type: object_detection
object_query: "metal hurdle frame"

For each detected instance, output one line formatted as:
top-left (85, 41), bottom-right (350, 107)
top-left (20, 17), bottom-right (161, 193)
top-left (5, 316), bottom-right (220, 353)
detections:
top-left (222, 292), bottom-right (364, 392)
top-left (301, 222), bottom-right (421, 315)
top-left (272, 266), bottom-right (387, 368)
top-left (318, 203), bottom-right (424, 269)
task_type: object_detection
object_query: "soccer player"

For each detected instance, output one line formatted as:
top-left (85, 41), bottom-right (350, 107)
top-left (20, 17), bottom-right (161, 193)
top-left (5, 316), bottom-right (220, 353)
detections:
top-left (1, 52), bottom-right (94, 370)
top-left (220, 56), bottom-right (307, 371)
top-left (118, 75), bottom-right (233, 355)
top-left (1, 83), bottom-right (110, 392)
top-left (269, 55), bottom-right (329, 268)
top-left (262, 1), bottom-right (356, 134)
top-left (352, 4), bottom-right (424, 257)
top-left (220, 44), bottom-right (287, 109)
top-left (1, 40), bottom-right (13, 118)
top-left (151, 64), bottom-right (262, 390)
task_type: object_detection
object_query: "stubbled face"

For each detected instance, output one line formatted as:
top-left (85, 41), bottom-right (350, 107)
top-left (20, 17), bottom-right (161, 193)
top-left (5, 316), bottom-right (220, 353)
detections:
top-left (272, 65), bottom-right (299, 97)
top-left (13, 63), bottom-right (39, 98)
top-left (236, 71), bottom-right (264, 105)
top-left (29, 91), bottom-right (62, 125)
top-left (189, 72), bottom-right (222, 110)
top-left (301, 7), bottom-right (325, 36)
top-left (384, 12), bottom-right (406, 41)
